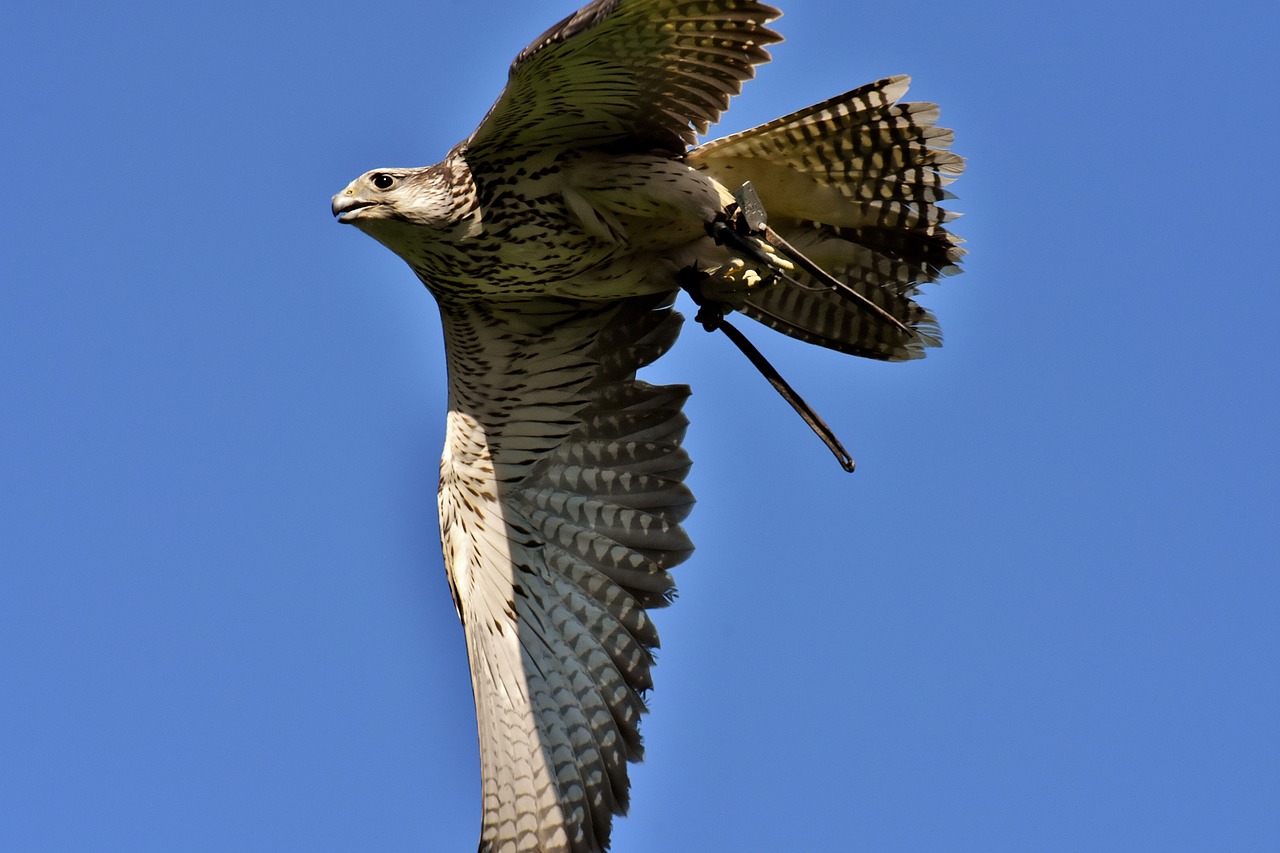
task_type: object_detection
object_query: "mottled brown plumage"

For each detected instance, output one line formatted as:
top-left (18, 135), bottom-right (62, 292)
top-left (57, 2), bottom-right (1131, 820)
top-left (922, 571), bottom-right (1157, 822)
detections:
top-left (331, 1), bottom-right (962, 850)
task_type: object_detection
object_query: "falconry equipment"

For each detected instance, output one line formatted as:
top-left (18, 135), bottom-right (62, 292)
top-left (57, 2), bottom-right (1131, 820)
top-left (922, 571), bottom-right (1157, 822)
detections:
top-left (332, 1), bottom-right (963, 850)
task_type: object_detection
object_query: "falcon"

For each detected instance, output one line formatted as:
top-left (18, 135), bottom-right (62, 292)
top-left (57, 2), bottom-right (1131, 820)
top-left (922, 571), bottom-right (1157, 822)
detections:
top-left (331, 1), bottom-right (963, 850)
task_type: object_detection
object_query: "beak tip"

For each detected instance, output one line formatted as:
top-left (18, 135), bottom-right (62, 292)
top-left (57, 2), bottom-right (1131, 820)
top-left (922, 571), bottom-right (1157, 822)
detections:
top-left (331, 191), bottom-right (360, 221)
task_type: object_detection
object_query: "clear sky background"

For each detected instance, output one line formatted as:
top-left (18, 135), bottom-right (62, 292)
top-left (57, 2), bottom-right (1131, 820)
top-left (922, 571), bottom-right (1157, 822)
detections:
top-left (4, 2), bottom-right (1277, 851)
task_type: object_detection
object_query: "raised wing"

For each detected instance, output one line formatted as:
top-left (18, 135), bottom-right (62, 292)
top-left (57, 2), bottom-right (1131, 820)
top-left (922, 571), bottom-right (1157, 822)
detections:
top-left (436, 292), bottom-right (692, 853)
top-left (464, 0), bottom-right (782, 162)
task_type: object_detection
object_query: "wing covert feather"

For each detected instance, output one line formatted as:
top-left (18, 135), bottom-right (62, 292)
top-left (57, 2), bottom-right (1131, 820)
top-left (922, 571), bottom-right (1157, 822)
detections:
top-left (437, 292), bottom-right (691, 853)
top-left (465, 0), bottom-right (783, 161)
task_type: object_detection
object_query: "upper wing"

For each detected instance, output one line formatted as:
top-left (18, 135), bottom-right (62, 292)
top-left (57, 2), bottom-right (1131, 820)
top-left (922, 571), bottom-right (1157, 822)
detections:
top-left (464, 0), bottom-right (782, 163)
top-left (436, 292), bottom-right (692, 853)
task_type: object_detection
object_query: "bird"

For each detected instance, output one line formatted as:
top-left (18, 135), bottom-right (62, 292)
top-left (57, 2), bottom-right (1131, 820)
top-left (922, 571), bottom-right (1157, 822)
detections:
top-left (331, 1), bottom-right (963, 850)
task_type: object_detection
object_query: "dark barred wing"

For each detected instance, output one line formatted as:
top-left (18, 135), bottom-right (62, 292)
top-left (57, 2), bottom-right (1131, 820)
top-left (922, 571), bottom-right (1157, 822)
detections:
top-left (437, 293), bottom-right (692, 853)
top-left (465, 0), bottom-right (782, 161)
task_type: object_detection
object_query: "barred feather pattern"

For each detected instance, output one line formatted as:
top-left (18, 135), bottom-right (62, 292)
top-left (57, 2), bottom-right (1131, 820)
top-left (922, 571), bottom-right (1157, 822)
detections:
top-left (467, 0), bottom-right (783, 160)
top-left (437, 293), bottom-right (692, 853)
top-left (332, 3), bottom-right (966, 851)
top-left (688, 75), bottom-right (966, 360)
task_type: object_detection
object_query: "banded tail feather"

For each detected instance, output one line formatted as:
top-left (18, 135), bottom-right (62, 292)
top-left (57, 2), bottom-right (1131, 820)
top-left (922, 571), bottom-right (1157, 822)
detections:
top-left (689, 75), bottom-right (965, 361)
top-left (332, 3), bottom-right (964, 850)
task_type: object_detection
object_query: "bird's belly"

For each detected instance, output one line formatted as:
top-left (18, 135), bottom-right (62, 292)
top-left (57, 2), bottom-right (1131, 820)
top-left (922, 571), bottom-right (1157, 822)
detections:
top-left (414, 152), bottom-right (732, 301)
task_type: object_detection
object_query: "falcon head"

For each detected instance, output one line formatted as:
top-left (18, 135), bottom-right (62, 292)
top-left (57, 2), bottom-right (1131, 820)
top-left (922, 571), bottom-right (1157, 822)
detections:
top-left (332, 165), bottom-right (470, 247)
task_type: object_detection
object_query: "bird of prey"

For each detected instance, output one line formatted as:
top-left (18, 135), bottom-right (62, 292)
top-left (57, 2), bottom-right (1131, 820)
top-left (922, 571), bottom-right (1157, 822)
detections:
top-left (332, 1), bottom-right (963, 850)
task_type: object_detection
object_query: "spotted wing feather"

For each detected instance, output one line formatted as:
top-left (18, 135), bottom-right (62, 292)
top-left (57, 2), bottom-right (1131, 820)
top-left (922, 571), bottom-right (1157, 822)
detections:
top-left (437, 293), bottom-right (691, 853)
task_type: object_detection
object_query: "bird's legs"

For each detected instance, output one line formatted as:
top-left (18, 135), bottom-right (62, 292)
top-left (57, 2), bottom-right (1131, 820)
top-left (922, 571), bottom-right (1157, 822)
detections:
top-left (708, 182), bottom-right (914, 335)
top-left (680, 183), bottom-right (856, 473)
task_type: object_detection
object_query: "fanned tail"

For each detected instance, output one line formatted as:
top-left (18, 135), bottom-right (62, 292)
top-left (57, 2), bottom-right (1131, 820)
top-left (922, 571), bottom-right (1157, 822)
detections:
top-left (688, 75), bottom-right (965, 361)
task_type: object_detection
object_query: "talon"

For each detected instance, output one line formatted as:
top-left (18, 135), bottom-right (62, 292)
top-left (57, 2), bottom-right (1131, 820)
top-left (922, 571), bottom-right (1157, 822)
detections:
top-left (694, 303), bottom-right (726, 332)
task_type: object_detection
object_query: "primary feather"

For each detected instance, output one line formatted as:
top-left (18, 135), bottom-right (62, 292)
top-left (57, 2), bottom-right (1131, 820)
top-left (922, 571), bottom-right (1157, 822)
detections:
top-left (332, 1), bottom-right (963, 850)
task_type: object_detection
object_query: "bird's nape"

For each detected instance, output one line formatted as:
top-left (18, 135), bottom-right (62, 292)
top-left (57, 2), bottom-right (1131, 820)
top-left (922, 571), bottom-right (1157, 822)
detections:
top-left (331, 2), bottom-right (962, 850)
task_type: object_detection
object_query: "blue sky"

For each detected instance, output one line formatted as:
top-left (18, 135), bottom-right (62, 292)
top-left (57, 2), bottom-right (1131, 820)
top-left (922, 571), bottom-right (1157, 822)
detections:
top-left (3, 1), bottom-right (1277, 850)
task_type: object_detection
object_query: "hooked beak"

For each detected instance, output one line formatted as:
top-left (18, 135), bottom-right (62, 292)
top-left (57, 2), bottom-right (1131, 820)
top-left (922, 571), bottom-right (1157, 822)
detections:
top-left (332, 190), bottom-right (376, 223)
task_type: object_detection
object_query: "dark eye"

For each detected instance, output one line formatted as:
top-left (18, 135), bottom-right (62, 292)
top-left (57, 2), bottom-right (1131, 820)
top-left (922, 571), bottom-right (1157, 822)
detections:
top-left (372, 173), bottom-right (395, 190)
